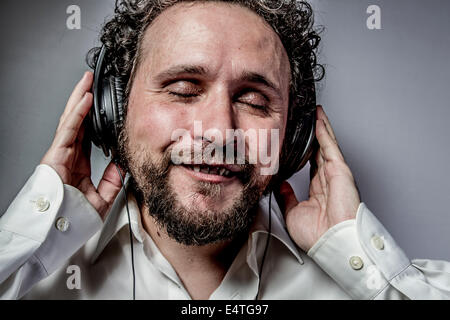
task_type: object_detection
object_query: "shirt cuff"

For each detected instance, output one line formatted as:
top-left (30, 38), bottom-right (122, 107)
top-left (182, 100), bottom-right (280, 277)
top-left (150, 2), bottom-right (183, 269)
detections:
top-left (0, 164), bottom-right (103, 276)
top-left (35, 183), bottom-right (103, 275)
top-left (307, 203), bottom-right (411, 299)
top-left (0, 164), bottom-right (64, 242)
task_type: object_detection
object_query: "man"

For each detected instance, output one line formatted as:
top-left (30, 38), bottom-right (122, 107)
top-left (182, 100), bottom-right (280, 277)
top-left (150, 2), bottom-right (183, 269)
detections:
top-left (0, 0), bottom-right (449, 299)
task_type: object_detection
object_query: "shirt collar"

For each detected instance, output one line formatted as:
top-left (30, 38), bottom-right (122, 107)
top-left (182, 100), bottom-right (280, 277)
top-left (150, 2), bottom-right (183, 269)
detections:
top-left (90, 185), bottom-right (144, 264)
top-left (90, 185), bottom-right (304, 266)
top-left (247, 194), bottom-right (304, 271)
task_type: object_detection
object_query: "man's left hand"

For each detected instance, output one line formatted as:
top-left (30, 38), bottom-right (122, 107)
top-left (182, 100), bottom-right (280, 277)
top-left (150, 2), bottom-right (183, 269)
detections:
top-left (278, 106), bottom-right (361, 252)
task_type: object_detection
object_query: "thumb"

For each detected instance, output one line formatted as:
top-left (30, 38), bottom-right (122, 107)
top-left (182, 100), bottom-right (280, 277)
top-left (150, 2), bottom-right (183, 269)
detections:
top-left (97, 161), bottom-right (125, 208)
top-left (277, 181), bottom-right (299, 217)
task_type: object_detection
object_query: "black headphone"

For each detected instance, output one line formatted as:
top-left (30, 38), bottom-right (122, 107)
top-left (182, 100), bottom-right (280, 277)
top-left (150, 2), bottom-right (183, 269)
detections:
top-left (87, 45), bottom-right (317, 181)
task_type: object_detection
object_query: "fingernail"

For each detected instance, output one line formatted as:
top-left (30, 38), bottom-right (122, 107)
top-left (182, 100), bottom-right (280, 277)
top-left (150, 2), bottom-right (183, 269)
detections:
top-left (83, 71), bottom-right (90, 80)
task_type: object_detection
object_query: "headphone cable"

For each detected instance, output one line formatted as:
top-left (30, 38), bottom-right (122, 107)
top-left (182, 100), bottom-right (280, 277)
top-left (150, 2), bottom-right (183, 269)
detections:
top-left (256, 191), bottom-right (272, 300)
top-left (115, 163), bottom-right (136, 300)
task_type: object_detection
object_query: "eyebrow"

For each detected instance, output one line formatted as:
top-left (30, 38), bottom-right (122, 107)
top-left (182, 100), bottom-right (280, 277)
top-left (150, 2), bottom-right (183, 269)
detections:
top-left (154, 65), bottom-right (209, 83)
top-left (153, 64), bottom-right (282, 97)
top-left (239, 71), bottom-right (281, 97)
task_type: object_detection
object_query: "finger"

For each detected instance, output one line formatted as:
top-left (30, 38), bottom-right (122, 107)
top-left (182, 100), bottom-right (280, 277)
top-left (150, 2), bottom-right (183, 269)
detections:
top-left (316, 119), bottom-right (344, 162)
top-left (59, 72), bottom-right (94, 125)
top-left (97, 161), bottom-right (124, 208)
top-left (309, 174), bottom-right (323, 198)
top-left (78, 176), bottom-right (109, 218)
top-left (316, 142), bottom-right (325, 167)
top-left (66, 72), bottom-right (94, 112)
top-left (309, 143), bottom-right (328, 194)
top-left (55, 92), bottom-right (93, 147)
top-left (316, 105), bottom-right (337, 143)
top-left (278, 181), bottom-right (299, 216)
top-left (316, 152), bottom-right (328, 196)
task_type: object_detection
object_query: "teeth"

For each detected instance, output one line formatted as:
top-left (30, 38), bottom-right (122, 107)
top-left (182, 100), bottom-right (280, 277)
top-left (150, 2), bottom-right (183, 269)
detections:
top-left (200, 166), bottom-right (210, 174)
top-left (190, 165), bottom-right (234, 177)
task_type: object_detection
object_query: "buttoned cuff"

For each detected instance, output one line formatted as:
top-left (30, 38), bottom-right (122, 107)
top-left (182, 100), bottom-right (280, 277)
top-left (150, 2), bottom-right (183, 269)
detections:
top-left (0, 165), bottom-right (103, 275)
top-left (35, 183), bottom-right (103, 275)
top-left (307, 203), bottom-right (411, 300)
top-left (0, 165), bottom-right (64, 242)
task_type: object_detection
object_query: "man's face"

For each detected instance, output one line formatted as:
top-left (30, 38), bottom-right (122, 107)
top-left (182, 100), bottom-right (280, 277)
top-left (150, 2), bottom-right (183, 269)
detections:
top-left (122, 2), bottom-right (291, 245)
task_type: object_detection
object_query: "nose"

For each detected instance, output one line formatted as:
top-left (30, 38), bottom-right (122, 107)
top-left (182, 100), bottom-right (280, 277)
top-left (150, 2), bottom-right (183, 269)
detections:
top-left (190, 87), bottom-right (237, 147)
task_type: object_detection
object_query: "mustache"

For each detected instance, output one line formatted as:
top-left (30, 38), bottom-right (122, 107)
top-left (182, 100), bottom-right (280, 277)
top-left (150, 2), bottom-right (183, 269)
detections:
top-left (164, 145), bottom-right (256, 183)
top-left (169, 141), bottom-right (249, 165)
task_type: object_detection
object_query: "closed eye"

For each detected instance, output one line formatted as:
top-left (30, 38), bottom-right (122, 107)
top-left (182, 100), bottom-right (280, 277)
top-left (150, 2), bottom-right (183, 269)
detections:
top-left (164, 80), bottom-right (203, 101)
top-left (234, 88), bottom-right (270, 115)
top-left (244, 102), bottom-right (267, 110)
top-left (168, 92), bottom-right (199, 98)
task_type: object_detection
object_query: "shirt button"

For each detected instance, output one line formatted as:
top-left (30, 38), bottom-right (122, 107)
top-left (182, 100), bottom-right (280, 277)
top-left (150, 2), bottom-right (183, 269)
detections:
top-left (349, 256), bottom-right (364, 270)
top-left (371, 235), bottom-right (385, 250)
top-left (55, 217), bottom-right (70, 232)
top-left (34, 197), bottom-right (50, 212)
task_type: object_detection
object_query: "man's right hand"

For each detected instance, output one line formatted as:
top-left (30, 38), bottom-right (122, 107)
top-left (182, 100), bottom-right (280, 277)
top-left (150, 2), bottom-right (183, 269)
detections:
top-left (40, 71), bottom-right (123, 220)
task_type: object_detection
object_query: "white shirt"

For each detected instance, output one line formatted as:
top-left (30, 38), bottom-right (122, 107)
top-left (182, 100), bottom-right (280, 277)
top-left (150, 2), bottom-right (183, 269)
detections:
top-left (0, 164), bottom-right (449, 299)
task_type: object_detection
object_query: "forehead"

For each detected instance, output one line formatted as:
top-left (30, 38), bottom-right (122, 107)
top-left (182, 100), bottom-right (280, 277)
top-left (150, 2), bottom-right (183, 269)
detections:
top-left (139, 2), bottom-right (291, 90)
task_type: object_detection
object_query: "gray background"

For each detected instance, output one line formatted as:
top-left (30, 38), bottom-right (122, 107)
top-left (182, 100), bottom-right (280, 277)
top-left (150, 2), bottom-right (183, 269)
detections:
top-left (0, 0), bottom-right (449, 260)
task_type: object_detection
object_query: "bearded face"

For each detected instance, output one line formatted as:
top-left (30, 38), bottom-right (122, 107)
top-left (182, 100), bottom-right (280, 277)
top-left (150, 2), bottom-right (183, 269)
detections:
top-left (118, 2), bottom-right (291, 246)
top-left (119, 128), bottom-right (267, 245)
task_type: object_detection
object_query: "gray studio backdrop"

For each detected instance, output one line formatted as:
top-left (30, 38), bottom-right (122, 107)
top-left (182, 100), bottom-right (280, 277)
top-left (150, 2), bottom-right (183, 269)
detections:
top-left (0, 0), bottom-right (449, 261)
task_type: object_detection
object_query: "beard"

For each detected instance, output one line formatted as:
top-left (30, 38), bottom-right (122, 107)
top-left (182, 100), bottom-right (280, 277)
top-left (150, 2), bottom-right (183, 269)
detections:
top-left (117, 128), bottom-right (269, 246)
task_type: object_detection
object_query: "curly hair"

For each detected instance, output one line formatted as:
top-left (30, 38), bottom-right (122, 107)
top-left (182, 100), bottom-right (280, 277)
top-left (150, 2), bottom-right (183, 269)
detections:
top-left (86, 0), bottom-right (323, 158)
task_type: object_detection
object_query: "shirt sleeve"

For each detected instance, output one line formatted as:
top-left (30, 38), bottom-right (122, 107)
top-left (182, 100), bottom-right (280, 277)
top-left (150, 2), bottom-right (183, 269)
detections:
top-left (307, 202), bottom-right (450, 300)
top-left (0, 164), bottom-right (102, 299)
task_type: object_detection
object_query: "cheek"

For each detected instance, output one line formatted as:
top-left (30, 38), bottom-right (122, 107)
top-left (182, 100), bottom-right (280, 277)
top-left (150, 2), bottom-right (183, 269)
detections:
top-left (126, 95), bottom-right (189, 152)
top-left (239, 116), bottom-right (286, 159)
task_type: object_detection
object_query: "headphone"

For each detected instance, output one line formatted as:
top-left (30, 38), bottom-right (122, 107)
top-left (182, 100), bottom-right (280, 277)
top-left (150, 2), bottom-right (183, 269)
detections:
top-left (87, 45), bottom-right (317, 181)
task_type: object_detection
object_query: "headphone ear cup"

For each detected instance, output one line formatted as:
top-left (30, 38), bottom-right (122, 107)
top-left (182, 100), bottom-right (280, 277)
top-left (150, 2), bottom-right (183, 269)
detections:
top-left (87, 46), bottom-right (125, 158)
top-left (113, 77), bottom-right (125, 121)
top-left (286, 112), bottom-right (316, 177)
top-left (108, 76), bottom-right (125, 156)
top-left (278, 79), bottom-right (317, 182)
top-left (89, 75), bottom-right (116, 157)
top-left (278, 111), bottom-right (315, 181)
top-left (277, 59), bottom-right (318, 182)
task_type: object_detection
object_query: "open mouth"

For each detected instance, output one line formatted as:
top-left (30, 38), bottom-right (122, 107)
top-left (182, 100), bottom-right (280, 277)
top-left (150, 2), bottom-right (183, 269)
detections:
top-left (177, 162), bottom-right (245, 181)
top-left (184, 165), bottom-right (234, 177)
